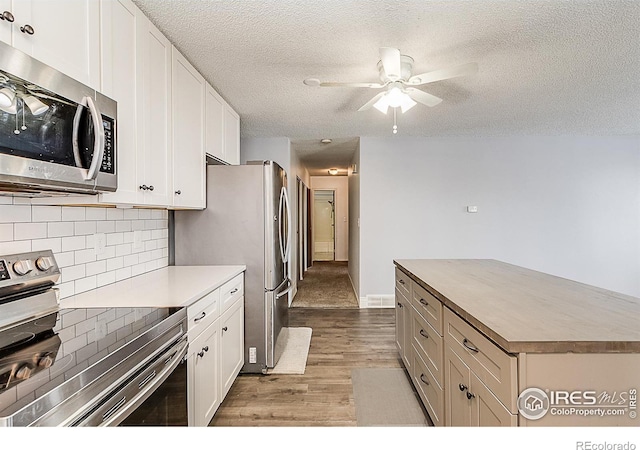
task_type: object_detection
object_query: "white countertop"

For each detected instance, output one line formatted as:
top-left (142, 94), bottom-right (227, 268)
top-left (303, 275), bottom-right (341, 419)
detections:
top-left (60, 265), bottom-right (246, 309)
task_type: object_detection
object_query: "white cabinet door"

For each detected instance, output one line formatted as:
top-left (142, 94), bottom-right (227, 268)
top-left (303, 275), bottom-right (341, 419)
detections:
top-left (171, 48), bottom-right (205, 209)
top-left (0, 0), bottom-right (12, 45)
top-left (189, 318), bottom-right (221, 427)
top-left (138, 18), bottom-right (172, 206)
top-left (99, 0), bottom-right (141, 205)
top-left (223, 104), bottom-right (240, 165)
top-left (220, 297), bottom-right (244, 400)
top-left (12, 0), bottom-right (100, 89)
top-left (205, 83), bottom-right (225, 162)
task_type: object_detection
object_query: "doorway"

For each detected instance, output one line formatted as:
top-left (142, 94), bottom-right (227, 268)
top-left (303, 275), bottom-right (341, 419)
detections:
top-left (313, 190), bottom-right (335, 261)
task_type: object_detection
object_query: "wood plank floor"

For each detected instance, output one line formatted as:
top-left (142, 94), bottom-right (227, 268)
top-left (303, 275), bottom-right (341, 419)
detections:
top-left (210, 308), bottom-right (407, 426)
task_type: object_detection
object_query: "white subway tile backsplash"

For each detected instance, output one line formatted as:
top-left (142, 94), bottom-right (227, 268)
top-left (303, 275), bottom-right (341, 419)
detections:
top-left (14, 222), bottom-right (47, 240)
top-left (0, 203), bottom-right (168, 300)
top-left (74, 221), bottom-right (96, 236)
top-left (0, 240), bottom-right (31, 254)
top-left (0, 205), bottom-right (31, 223)
top-left (106, 208), bottom-right (124, 221)
top-left (47, 221), bottom-right (75, 238)
top-left (85, 208), bottom-right (107, 221)
top-left (62, 207), bottom-right (85, 221)
top-left (62, 236), bottom-right (86, 252)
top-left (31, 237), bottom-right (62, 253)
top-left (32, 206), bottom-right (62, 222)
top-left (0, 224), bottom-right (13, 242)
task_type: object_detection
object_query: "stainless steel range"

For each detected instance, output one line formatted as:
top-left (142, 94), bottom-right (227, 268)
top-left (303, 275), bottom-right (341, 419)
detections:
top-left (0, 250), bottom-right (188, 426)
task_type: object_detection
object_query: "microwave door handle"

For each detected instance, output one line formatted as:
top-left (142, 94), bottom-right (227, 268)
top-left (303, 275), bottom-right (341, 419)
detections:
top-left (72, 102), bottom-right (84, 168)
top-left (84, 96), bottom-right (105, 181)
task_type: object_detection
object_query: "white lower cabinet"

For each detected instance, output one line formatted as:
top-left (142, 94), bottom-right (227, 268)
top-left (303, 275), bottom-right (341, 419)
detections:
top-left (186, 273), bottom-right (244, 426)
top-left (188, 318), bottom-right (221, 427)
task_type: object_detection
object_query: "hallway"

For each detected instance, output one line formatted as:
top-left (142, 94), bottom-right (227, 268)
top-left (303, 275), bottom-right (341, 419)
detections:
top-left (291, 261), bottom-right (359, 308)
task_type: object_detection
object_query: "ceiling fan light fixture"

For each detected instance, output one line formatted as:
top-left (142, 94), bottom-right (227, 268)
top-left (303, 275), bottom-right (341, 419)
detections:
top-left (0, 87), bottom-right (16, 108)
top-left (373, 95), bottom-right (390, 114)
top-left (399, 95), bottom-right (417, 113)
top-left (23, 95), bottom-right (49, 116)
top-left (0, 95), bottom-right (17, 114)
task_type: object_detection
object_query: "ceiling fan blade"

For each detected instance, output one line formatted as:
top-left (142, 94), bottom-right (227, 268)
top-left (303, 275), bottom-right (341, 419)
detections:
top-left (379, 47), bottom-right (402, 80)
top-left (405, 88), bottom-right (443, 107)
top-left (358, 92), bottom-right (387, 111)
top-left (319, 81), bottom-right (385, 88)
top-left (407, 62), bottom-right (478, 86)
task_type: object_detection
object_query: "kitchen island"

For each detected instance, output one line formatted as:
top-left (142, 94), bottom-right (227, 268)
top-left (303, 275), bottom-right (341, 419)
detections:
top-left (394, 259), bottom-right (640, 426)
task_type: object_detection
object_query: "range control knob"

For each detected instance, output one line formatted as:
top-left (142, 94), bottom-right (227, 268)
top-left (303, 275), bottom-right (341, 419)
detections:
top-left (35, 256), bottom-right (54, 271)
top-left (15, 364), bottom-right (33, 380)
top-left (13, 259), bottom-right (34, 276)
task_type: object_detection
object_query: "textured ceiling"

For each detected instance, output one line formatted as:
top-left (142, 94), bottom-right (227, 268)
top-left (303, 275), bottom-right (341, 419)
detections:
top-left (132, 0), bottom-right (640, 143)
top-left (291, 138), bottom-right (359, 176)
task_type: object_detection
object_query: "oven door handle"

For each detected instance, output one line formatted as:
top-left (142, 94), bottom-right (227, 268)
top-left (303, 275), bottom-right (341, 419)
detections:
top-left (72, 96), bottom-right (105, 181)
top-left (98, 337), bottom-right (189, 427)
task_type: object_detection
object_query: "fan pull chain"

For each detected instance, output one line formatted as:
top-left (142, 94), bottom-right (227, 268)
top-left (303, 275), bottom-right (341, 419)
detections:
top-left (392, 107), bottom-right (398, 134)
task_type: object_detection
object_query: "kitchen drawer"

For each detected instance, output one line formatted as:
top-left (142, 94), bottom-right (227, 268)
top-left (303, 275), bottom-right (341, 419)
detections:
top-left (187, 289), bottom-right (220, 337)
top-left (411, 308), bottom-right (444, 386)
top-left (444, 307), bottom-right (517, 413)
top-left (220, 274), bottom-right (244, 313)
top-left (412, 350), bottom-right (444, 426)
top-left (395, 267), bottom-right (411, 299)
top-left (411, 281), bottom-right (443, 336)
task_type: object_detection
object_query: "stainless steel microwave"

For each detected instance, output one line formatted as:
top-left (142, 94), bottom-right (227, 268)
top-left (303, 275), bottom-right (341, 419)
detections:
top-left (0, 41), bottom-right (116, 196)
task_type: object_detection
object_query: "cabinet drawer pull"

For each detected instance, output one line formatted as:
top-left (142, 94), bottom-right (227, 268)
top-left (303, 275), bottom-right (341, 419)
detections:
top-left (139, 184), bottom-right (148, 191)
top-left (197, 346), bottom-right (209, 358)
top-left (420, 373), bottom-right (430, 385)
top-left (459, 383), bottom-right (467, 392)
top-left (175, 190), bottom-right (182, 195)
top-left (398, 279), bottom-right (405, 285)
top-left (419, 298), bottom-right (429, 307)
top-left (148, 185), bottom-right (154, 191)
top-left (419, 329), bottom-right (429, 339)
top-left (466, 391), bottom-right (476, 400)
top-left (397, 302), bottom-right (403, 308)
top-left (20, 24), bottom-right (34, 35)
top-left (1, 11), bottom-right (14, 22)
top-left (194, 311), bottom-right (206, 322)
top-left (222, 326), bottom-right (228, 332)
top-left (462, 338), bottom-right (479, 353)
top-left (230, 287), bottom-right (239, 294)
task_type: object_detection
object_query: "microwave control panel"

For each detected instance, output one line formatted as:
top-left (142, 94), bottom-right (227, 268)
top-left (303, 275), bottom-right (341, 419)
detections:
top-left (101, 117), bottom-right (115, 174)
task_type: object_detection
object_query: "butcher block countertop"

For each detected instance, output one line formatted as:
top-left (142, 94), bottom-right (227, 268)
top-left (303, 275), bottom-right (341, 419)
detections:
top-left (394, 259), bottom-right (640, 354)
top-left (60, 265), bottom-right (246, 309)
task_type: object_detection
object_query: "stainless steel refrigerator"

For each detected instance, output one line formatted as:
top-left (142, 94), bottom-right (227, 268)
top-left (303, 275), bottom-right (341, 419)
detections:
top-left (174, 160), bottom-right (292, 373)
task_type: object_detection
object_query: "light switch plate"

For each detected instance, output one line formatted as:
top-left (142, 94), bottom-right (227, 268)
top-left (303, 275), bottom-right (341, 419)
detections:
top-left (466, 206), bottom-right (478, 213)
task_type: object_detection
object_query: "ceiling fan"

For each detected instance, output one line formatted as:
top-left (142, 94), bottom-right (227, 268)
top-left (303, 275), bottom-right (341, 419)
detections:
top-left (304, 47), bottom-right (477, 133)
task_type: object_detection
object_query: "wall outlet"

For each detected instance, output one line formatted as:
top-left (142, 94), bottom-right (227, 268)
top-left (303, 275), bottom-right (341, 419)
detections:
top-left (466, 206), bottom-right (478, 213)
top-left (95, 319), bottom-right (108, 340)
top-left (133, 230), bottom-right (143, 250)
top-left (93, 233), bottom-right (106, 255)
top-left (249, 347), bottom-right (257, 364)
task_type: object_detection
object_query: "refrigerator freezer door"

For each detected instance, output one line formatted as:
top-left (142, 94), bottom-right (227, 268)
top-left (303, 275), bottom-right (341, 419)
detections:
top-left (265, 278), bottom-right (292, 368)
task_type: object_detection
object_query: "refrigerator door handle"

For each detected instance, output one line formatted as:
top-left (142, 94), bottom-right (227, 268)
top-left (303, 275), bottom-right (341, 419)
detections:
top-left (282, 186), bottom-right (292, 263)
top-left (278, 187), bottom-right (286, 263)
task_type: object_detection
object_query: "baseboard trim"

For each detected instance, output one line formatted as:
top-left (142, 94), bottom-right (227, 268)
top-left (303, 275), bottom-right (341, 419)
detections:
top-left (360, 295), bottom-right (395, 309)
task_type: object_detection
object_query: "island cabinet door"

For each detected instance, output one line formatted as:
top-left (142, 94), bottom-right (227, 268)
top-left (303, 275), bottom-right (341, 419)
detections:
top-left (189, 318), bottom-right (221, 427)
top-left (444, 345), bottom-right (472, 426)
top-left (470, 373), bottom-right (518, 426)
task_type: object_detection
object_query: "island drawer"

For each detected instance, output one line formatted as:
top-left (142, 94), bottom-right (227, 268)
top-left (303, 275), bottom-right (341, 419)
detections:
top-left (411, 309), bottom-right (444, 386)
top-left (220, 274), bottom-right (244, 313)
top-left (444, 307), bottom-right (517, 413)
top-left (412, 350), bottom-right (444, 426)
top-left (395, 267), bottom-right (411, 298)
top-left (411, 281), bottom-right (443, 336)
top-left (188, 288), bottom-right (220, 337)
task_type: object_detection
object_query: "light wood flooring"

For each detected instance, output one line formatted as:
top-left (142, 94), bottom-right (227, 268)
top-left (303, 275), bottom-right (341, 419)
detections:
top-left (210, 308), bottom-right (405, 426)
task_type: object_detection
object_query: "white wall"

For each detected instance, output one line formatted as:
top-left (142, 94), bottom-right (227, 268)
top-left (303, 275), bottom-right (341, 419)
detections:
top-left (359, 136), bottom-right (640, 298)
top-left (348, 147), bottom-right (361, 298)
top-left (0, 199), bottom-right (168, 299)
top-left (311, 176), bottom-right (349, 261)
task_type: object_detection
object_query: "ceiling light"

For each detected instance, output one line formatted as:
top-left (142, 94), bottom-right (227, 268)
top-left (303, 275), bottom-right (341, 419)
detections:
top-left (328, 169), bottom-right (339, 175)
top-left (0, 95), bottom-right (16, 114)
top-left (23, 95), bottom-right (48, 115)
top-left (0, 87), bottom-right (15, 108)
top-left (321, 139), bottom-right (332, 144)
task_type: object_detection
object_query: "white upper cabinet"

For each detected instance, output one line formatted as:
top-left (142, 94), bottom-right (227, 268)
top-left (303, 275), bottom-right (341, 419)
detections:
top-left (172, 48), bottom-right (205, 209)
top-left (223, 104), bottom-right (240, 165)
top-left (0, 0), bottom-right (12, 45)
top-left (99, 0), bottom-right (141, 205)
top-left (205, 83), bottom-right (241, 166)
top-left (7, 0), bottom-right (100, 89)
